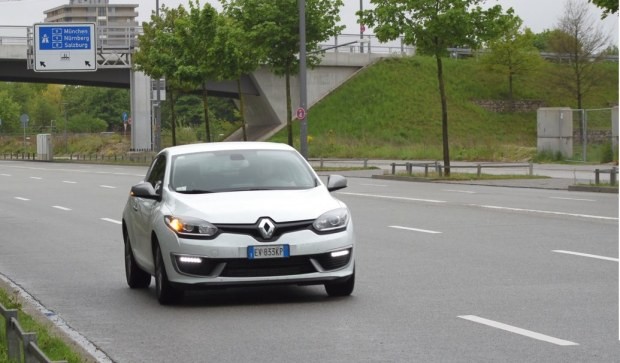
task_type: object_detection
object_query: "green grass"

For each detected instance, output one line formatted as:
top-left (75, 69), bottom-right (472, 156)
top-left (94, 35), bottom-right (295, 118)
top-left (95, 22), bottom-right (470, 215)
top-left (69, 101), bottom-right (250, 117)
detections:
top-left (0, 288), bottom-right (84, 363)
top-left (270, 56), bottom-right (618, 161)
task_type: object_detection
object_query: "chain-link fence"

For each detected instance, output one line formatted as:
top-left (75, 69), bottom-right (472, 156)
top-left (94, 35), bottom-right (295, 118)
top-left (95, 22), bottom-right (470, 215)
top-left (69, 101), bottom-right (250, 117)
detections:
top-left (571, 108), bottom-right (615, 162)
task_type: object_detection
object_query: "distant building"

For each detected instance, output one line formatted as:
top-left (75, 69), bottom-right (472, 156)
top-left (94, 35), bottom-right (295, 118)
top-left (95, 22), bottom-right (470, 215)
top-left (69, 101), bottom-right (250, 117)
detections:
top-left (43, 0), bottom-right (139, 48)
top-left (44, 0), bottom-right (138, 27)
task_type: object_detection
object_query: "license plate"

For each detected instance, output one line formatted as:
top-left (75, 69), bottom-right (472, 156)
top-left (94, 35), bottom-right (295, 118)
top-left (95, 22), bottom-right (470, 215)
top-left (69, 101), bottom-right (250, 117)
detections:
top-left (248, 245), bottom-right (290, 259)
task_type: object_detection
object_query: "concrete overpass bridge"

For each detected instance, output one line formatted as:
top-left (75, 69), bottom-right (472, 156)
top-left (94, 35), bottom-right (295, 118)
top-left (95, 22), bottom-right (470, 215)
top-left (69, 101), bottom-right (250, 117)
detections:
top-left (0, 25), bottom-right (413, 150)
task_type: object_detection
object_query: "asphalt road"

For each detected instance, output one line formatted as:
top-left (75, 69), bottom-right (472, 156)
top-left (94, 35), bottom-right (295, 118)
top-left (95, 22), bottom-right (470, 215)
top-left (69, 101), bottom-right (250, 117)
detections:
top-left (0, 160), bottom-right (618, 363)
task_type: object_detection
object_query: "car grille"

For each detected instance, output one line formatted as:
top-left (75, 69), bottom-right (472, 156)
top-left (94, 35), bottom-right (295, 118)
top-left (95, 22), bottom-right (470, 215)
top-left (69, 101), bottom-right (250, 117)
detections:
top-left (215, 220), bottom-right (314, 242)
top-left (174, 249), bottom-right (352, 278)
top-left (222, 256), bottom-right (316, 277)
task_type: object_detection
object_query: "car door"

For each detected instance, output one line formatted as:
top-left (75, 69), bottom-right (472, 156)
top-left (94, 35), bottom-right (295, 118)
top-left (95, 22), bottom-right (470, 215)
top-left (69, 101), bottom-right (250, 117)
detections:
top-left (131, 154), bottom-right (167, 268)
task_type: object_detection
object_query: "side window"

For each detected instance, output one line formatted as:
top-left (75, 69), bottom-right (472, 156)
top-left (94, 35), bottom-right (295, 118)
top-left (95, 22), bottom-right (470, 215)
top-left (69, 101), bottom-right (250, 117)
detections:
top-left (146, 155), bottom-right (166, 194)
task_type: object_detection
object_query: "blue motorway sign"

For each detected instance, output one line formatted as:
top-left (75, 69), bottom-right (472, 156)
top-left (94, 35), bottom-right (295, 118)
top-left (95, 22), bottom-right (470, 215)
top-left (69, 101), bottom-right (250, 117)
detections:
top-left (34, 23), bottom-right (97, 72)
top-left (38, 26), bottom-right (92, 50)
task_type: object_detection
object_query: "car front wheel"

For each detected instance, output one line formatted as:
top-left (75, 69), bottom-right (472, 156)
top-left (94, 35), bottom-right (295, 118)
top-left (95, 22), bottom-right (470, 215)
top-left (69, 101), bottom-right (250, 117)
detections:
top-left (325, 269), bottom-right (355, 297)
top-left (154, 244), bottom-right (182, 305)
top-left (124, 231), bottom-right (151, 288)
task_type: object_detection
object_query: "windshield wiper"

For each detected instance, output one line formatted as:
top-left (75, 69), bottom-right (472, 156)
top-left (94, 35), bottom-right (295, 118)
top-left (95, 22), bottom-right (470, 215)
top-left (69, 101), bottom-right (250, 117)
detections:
top-left (176, 189), bottom-right (217, 194)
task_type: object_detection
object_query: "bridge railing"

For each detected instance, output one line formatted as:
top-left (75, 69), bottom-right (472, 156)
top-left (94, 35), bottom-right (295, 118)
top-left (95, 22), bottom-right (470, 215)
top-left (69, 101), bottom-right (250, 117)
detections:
top-left (2, 26), bottom-right (616, 62)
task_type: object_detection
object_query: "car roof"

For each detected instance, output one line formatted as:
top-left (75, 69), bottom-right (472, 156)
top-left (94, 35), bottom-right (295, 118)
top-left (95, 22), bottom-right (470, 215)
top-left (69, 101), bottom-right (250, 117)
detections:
top-left (161, 142), bottom-right (297, 157)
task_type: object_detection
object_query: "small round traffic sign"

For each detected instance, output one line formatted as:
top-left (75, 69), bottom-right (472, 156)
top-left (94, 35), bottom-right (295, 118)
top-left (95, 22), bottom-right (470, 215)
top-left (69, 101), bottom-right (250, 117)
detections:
top-left (360, 24), bottom-right (366, 33)
top-left (296, 107), bottom-right (306, 120)
top-left (20, 114), bottom-right (30, 126)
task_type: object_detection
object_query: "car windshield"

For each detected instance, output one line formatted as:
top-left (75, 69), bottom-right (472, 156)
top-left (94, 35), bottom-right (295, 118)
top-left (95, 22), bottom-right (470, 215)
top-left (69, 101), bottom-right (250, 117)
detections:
top-left (170, 149), bottom-right (318, 193)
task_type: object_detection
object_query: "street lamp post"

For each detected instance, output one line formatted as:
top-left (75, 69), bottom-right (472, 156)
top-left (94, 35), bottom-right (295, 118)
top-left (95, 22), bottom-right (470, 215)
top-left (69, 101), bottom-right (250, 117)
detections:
top-left (360, 0), bottom-right (364, 53)
top-left (154, 0), bottom-right (162, 152)
top-left (298, 0), bottom-right (308, 159)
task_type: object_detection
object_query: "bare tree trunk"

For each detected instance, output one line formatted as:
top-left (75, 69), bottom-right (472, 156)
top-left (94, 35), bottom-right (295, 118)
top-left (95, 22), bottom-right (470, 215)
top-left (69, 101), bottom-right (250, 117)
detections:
top-left (202, 83), bottom-right (211, 142)
top-left (436, 54), bottom-right (450, 176)
top-left (169, 87), bottom-right (177, 146)
top-left (237, 78), bottom-right (247, 141)
top-left (508, 71), bottom-right (514, 101)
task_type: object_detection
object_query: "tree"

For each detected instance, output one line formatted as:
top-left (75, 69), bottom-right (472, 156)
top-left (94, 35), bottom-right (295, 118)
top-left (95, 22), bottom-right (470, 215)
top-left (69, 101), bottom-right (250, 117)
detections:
top-left (482, 23), bottom-right (543, 101)
top-left (359, 0), bottom-right (516, 175)
top-left (0, 90), bottom-right (21, 133)
top-left (221, 0), bottom-right (344, 146)
top-left (589, 0), bottom-right (618, 18)
top-left (551, 0), bottom-right (610, 110)
top-left (134, 5), bottom-right (191, 146)
top-left (177, 1), bottom-right (220, 142)
top-left (213, 15), bottom-right (261, 141)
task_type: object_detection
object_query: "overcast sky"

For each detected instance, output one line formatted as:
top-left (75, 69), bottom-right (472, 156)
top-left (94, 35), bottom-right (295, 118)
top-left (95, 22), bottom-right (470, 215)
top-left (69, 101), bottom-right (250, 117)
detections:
top-left (0, 0), bottom-right (617, 45)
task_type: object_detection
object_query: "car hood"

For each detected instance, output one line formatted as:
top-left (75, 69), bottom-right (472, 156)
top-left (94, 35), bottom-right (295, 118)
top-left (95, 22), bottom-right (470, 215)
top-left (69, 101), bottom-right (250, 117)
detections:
top-left (166, 187), bottom-right (344, 223)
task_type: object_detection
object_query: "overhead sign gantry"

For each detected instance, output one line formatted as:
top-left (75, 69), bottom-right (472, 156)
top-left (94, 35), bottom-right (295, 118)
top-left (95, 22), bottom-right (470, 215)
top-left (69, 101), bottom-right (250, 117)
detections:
top-left (33, 23), bottom-right (96, 72)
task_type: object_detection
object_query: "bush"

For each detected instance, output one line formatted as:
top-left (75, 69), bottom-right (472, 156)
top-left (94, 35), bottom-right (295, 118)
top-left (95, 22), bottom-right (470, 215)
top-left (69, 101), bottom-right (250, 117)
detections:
top-left (600, 142), bottom-right (615, 163)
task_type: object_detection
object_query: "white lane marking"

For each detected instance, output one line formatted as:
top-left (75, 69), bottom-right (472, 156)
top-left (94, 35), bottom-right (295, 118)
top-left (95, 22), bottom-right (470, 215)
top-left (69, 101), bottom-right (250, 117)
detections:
top-left (458, 315), bottom-right (579, 346)
top-left (30, 177), bottom-right (42, 180)
top-left (552, 250), bottom-right (619, 262)
top-left (101, 218), bottom-right (122, 225)
top-left (360, 183), bottom-right (388, 187)
top-left (63, 181), bottom-right (77, 184)
top-left (14, 197), bottom-right (30, 201)
top-left (473, 204), bottom-right (617, 221)
top-left (99, 185), bottom-right (117, 189)
top-left (549, 197), bottom-right (595, 202)
top-left (52, 206), bottom-right (72, 211)
top-left (1, 173), bottom-right (11, 176)
top-left (389, 225), bottom-right (442, 234)
top-left (338, 192), bottom-right (446, 204)
top-left (443, 189), bottom-right (476, 194)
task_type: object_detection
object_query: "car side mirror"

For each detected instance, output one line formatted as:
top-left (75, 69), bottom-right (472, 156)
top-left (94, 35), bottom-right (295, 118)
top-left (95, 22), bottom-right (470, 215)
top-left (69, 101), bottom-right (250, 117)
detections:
top-left (130, 182), bottom-right (161, 201)
top-left (326, 174), bottom-right (347, 192)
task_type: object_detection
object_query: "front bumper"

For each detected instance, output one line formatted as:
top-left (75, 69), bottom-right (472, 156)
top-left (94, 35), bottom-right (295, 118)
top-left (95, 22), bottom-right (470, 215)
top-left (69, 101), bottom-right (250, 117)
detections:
top-left (158, 225), bottom-right (355, 288)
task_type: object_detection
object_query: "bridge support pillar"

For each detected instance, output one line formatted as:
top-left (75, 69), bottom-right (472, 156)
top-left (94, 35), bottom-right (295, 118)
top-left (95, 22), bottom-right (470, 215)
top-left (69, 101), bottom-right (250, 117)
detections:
top-left (130, 70), bottom-right (152, 151)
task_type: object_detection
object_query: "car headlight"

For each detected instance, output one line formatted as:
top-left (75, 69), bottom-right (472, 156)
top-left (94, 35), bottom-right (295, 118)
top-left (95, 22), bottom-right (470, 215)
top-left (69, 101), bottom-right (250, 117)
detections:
top-left (165, 215), bottom-right (218, 238)
top-left (313, 208), bottom-right (349, 233)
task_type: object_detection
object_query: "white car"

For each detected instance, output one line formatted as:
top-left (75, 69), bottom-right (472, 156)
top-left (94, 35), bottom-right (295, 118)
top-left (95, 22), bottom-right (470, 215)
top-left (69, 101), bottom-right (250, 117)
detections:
top-left (122, 142), bottom-right (355, 304)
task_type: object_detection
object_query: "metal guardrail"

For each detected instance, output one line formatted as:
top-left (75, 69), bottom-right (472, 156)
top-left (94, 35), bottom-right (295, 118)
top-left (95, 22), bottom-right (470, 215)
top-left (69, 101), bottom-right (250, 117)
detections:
top-left (309, 157), bottom-right (369, 168)
top-left (390, 162), bottom-right (534, 177)
top-left (1, 153), bottom-right (37, 160)
top-left (594, 167), bottom-right (618, 185)
top-left (1, 302), bottom-right (67, 363)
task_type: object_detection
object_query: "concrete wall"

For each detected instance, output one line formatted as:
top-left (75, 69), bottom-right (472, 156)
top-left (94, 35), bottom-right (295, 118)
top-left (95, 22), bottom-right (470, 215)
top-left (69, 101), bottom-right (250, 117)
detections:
top-left (537, 107), bottom-right (573, 157)
top-left (242, 52), bottom-right (380, 140)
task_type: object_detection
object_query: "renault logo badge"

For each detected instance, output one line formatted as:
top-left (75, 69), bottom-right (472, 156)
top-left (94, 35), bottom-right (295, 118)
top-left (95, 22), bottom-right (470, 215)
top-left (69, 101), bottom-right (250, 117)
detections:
top-left (258, 218), bottom-right (276, 239)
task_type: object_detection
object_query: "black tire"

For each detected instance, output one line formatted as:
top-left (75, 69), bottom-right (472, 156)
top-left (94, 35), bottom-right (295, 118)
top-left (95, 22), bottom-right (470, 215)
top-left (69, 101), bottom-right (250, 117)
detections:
top-left (124, 231), bottom-right (151, 289)
top-left (325, 269), bottom-right (355, 297)
top-left (154, 244), bottom-right (182, 305)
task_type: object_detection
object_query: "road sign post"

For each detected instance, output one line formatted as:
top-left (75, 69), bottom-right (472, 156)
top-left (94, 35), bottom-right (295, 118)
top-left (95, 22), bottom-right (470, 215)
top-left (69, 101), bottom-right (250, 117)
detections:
top-left (20, 114), bottom-right (29, 148)
top-left (34, 23), bottom-right (97, 72)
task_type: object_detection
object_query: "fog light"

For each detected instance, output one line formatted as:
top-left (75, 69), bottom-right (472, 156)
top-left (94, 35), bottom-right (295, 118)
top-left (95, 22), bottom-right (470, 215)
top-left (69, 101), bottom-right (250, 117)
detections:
top-left (179, 256), bottom-right (202, 264)
top-left (331, 250), bottom-right (349, 258)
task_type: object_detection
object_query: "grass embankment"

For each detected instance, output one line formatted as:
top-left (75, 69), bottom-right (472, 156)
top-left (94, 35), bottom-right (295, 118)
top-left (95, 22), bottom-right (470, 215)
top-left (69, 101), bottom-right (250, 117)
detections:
top-left (0, 288), bottom-right (83, 363)
top-left (270, 56), bottom-right (618, 162)
top-left (1, 56), bottom-right (616, 163)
